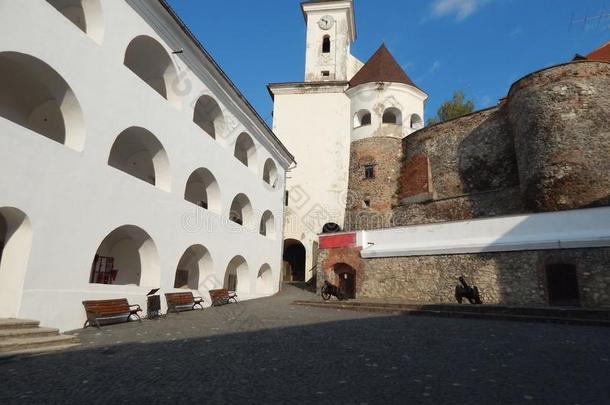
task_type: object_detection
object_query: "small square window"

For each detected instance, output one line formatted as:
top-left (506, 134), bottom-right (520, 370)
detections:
top-left (364, 165), bottom-right (375, 179)
top-left (322, 71), bottom-right (330, 77)
top-left (364, 199), bottom-right (371, 208)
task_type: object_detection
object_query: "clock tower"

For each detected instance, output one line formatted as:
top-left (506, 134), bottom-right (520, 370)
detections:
top-left (302, 0), bottom-right (356, 82)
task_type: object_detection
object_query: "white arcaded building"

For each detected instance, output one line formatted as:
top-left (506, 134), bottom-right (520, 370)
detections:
top-left (269, 0), bottom-right (426, 282)
top-left (0, 0), bottom-right (294, 331)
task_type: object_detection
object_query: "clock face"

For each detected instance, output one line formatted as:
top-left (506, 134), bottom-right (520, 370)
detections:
top-left (318, 15), bottom-right (335, 30)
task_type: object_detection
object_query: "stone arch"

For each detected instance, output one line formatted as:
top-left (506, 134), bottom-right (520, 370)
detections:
top-left (229, 193), bottom-right (254, 227)
top-left (263, 158), bottom-right (279, 188)
top-left (333, 263), bottom-right (357, 299)
top-left (0, 51), bottom-right (86, 151)
top-left (46, 0), bottom-right (104, 44)
top-left (193, 95), bottom-right (225, 139)
top-left (124, 35), bottom-right (180, 107)
top-left (234, 132), bottom-right (258, 172)
top-left (382, 107), bottom-right (402, 125)
top-left (184, 168), bottom-right (221, 214)
top-left (108, 126), bottom-right (171, 191)
top-left (410, 114), bottom-right (423, 130)
top-left (354, 109), bottom-right (372, 128)
top-left (259, 211), bottom-right (276, 239)
top-left (256, 264), bottom-right (274, 295)
top-left (224, 255), bottom-right (249, 293)
top-left (283, 239), bottom-right (306, 282)
top-left (90, 225), bottom-right (160, 287)
top-left (174, 245), bottom-right (213, 291)
top-left (0, 208), bottom-right (33, 318)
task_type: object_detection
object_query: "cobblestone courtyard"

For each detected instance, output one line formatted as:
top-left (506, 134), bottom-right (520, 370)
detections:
top-left (1, 285), bottom-right (609, 404)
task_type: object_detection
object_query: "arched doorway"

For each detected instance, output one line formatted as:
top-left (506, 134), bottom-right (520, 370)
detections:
top-left (257, 264), bottom-right (274, 295)
top-left (0, 51), bottom-right (86, 151)
top-left (174, 245), bottom-right (213, 290)
top-left (234, 132), bottom-right (257, 171)
top-left (193, 95), bottom-right (225, 139)
top-left (0, 208), bottom-right (33, 318)
top-left (334, 263), bottom-right (356, 299)
top-left (283, 239), bottom-right (306, 282)
top-left (229, 193), bottom-right (253, 227)
top-left (90, 225), bottom-right (160, 287)
top-left (225, 256), bottom-right (249, 294)
top-left (108, 127), bottom-right (171, 191)
top-left (46, 0), bottom-right (104, 44)
top-left (124, 35), bottom-right (180, 107)
top-left (184, 168), bottom-right (221, 214)
top-left (546, 263), bottom-right (580, 307)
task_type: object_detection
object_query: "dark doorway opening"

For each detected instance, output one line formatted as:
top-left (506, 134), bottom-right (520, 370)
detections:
top-left (546, 263), bottom-right (580, 307)
top-left (334, 263), bottom-right (356, 299)
top-left (283, 239), bottom-right (306, 282)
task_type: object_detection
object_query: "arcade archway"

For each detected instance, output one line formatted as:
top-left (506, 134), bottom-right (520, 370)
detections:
top-left (282, 239), bottom-right (306, 282)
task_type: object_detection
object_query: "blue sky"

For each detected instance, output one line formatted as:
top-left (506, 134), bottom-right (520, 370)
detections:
top-left (167, 0), bottom-right (609, 123)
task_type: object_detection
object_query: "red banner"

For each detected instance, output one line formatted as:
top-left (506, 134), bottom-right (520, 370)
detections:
top-left (319, 233), bottom-right (357, 249)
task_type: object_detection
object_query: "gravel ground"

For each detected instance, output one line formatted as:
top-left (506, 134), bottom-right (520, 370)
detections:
top-left (1, 285), bottom-right (609, 405)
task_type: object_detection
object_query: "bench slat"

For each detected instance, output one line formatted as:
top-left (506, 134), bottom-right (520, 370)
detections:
top-left (82, 298), bottom-right (142, 329)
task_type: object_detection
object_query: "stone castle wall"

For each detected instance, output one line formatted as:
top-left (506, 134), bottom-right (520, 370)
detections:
top-left (344, 136), bottom-right (402, 231)
top-left (358, 247), bottom-right (610, 308)
top-left (317, 245), bottom-right (610, 308)
top-left (322, 61), bottom-right (610, 308)
top-left (393, 105), bottom-right (524, 226)
top-left (507, 61), bottom-right (610, 212)
top-left (350, 60), bottom-right (610, 228)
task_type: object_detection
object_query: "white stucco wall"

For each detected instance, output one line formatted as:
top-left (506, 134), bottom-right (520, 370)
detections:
top-left (0, 0), bottom-right (291, 331)
top-left (303, 1), bottom-right (355, 82)
top-left (359, 207), bottom-right (610, 258)
top-left (270, 85), bottom-right (352, 279)
top-left (347, 82), bottom-right (427, 141)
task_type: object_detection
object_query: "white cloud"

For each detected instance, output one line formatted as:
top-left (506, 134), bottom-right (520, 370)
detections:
top-left (431, 0), bottom-right (491, 21)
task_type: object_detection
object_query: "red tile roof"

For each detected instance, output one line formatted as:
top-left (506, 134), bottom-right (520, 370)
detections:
top-left (348, 44), bottom-right (421, 91)
top-left (586, 41), bottom-right (610, 62)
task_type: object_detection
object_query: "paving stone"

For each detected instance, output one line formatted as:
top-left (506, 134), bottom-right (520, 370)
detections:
top-left (0, 285), bottom-right (608, 404)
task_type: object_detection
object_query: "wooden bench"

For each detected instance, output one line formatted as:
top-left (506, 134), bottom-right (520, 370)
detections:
top-left (209, 289), bottom-right (238, 306)
top-left (82, 299), bottom-right (142, 329)
top-left (165, 292), bottom-right (204, 314)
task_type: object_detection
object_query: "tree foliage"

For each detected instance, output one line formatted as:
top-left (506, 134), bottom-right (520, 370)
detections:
top-left (427, 91), bottom-right (475, 125)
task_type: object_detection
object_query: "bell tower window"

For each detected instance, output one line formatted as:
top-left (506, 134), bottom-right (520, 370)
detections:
top-left (322, 36), bottom-right (331, 54)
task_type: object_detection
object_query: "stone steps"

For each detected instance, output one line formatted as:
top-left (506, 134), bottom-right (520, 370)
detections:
top-left (292, 300), bottom-right (610, 327)
top-left (0, 318), bottom-right (79, 357)
top-left (0, 327), bottom-right (61, 340)
top-left (0, 318), bottom-right (39, 330)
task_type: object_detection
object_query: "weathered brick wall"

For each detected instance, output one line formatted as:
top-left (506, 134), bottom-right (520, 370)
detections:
top-left (392, 105), bottom-right (522, 226)
top-left (384, 61), bottom-right (610, 227)
top-left (508, 61), bottom-right (610, 212)
top-left (316, 245), bottom-right (363, 292)
top-left (358, 248), bottom-right (610, 308)
top-left (391, 187), bottom-right (526, 226)
top-left (344, 137), bottom-right (402, 231)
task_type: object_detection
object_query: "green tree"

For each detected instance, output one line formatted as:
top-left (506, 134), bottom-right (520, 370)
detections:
top-left (427, 90), bottom-right (475, 125)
